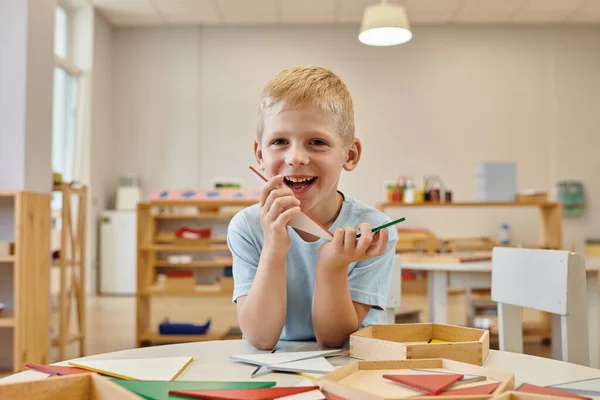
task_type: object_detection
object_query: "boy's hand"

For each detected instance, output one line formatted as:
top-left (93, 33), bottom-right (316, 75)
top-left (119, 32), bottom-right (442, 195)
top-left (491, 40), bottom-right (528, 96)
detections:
top-left (317, 223), bottom-right (389, 270)
top-left (259, 174), bottom-right (302, 255)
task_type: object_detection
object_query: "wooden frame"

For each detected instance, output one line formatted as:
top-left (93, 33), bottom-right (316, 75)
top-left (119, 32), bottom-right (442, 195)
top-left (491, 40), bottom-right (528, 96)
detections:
top-left (492, 392), bottom-right (565, 400)
top-left (318, 359), bottom-right (514, 400)
top-left (51, 183), bottom-right (87, 361)
top-left (136, 198), bottom-right (257, 347)
top-left (0, 373), bottom-right (143, 400)
top-left (0, 191), bottom-right (50, 373)
top-left (350, 324), bottom-right (489, 366)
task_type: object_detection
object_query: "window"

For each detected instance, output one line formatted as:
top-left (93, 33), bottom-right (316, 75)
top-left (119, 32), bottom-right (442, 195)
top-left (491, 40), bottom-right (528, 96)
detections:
top-left (52, 6), bottom-right (80, 209)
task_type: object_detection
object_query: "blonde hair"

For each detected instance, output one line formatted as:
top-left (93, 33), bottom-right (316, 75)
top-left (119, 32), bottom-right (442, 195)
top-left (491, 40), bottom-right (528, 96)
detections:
top-left (257, 65), bottom-right (355, 149)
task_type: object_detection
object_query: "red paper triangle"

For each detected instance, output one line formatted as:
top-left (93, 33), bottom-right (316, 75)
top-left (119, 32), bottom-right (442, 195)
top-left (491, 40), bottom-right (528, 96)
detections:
top-left (517, 383), bottom-right (592, 400)
top-left (439, 382), bottom-right (500, 396)
top-left (169, 386), bottom-right (319, 400)
top-left (383, 374), bottom-right (464, 394)
top-left (25, 364), bottom-right (91, 376)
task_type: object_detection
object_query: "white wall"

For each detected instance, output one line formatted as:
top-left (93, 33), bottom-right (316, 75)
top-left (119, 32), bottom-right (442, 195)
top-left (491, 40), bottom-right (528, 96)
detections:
top-left (109, 25), bottom-right (600, 252)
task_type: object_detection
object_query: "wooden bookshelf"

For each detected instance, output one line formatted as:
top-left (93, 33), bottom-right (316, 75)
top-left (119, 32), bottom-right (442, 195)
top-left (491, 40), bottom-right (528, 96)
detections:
top-left (0, 191), bottom-right (50, 373)
top-left (136, 198), bottom-right (256, 347)
top-left (50, 183), bottom-right (87, 361)
top-left (377, 201), bottom-right (562, 249)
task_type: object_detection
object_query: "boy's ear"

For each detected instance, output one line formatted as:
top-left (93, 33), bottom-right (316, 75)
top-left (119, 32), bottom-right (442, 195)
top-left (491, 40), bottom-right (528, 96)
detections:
top-left (254, 140), bottom-right (265, 170)
top-left (343, 138), bottom-right (362, 171)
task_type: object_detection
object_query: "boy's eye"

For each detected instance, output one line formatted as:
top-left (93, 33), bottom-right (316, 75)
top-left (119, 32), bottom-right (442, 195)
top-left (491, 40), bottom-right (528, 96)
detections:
top-left (270, 139), bottom-right (288, 146)
top-left (309, 139), bottom-right (327, 146)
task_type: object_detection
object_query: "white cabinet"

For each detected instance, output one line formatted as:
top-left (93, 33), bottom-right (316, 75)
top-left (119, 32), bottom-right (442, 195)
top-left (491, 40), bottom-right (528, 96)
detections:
top-left (100, 210), bottom-right (137, 295)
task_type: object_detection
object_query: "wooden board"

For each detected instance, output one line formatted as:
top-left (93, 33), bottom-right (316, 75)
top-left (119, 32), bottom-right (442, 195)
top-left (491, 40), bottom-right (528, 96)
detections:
top-left (350, 324), bottom-right (489, 366)
top-left (318, 359), bottom-right (514, 400)
top-left (399, 252), bottom-right (492, 264)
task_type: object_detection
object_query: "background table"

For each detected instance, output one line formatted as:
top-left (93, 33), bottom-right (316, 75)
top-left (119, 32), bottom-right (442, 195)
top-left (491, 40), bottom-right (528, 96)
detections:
top-left (399, 255), bottom-right (600, 368)
top-left (2, 340), bottom-right (600, 389)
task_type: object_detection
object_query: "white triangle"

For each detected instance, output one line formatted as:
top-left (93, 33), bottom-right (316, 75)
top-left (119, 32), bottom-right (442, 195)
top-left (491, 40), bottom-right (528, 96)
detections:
top-left (267, 357), bottom-right (334, 375)
top-left (230, 349), bottom-right (342, 367)
top-left (288, 213), bottom-right (333, 241)
top-left (68, 356), bottom-right (193, 380)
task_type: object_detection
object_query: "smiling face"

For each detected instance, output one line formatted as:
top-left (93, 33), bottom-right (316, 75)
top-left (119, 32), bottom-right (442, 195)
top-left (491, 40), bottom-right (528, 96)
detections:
top-left (255, 103), bottom-right (361, 224)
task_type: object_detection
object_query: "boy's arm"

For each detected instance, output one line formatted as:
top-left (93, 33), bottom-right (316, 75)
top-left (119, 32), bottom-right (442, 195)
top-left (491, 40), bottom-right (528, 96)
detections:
top-left (231, 175), bottom-right (301, 350)
top-left (235, 250), bottom-right (287, 350)
top-left (312, 224), bottom-right (397, 348)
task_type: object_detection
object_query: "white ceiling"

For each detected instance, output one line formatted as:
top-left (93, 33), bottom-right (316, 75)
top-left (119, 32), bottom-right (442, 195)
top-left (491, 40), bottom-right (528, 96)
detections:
top-left (59, 0), bottom-right (600, 27)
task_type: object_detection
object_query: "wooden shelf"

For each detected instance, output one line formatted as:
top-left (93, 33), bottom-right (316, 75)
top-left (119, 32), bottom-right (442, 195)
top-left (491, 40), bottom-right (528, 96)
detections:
top-left (154, 260), bottom-right (232, 268)
top-left (139, 331), bottom-right (241, 344)
top-left (0, 256), bottom-right (15, 263)
top-left (0, 312), bottom-right (15, 328)
top-left (143, 244), bottom-right (230, 252)
top-left (152, 211), bottom-right (239, 220)
top-left (149, 199), bottom-right (257, 208)
top-left (144, 284), bottom-right (232, 296)
top-left (378, 201), bottom-right (558, 208)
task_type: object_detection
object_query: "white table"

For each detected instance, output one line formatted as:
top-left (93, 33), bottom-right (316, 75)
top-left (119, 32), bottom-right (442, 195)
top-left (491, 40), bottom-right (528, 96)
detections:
top-left (398, 255), bottom-right (600, 368)
top-left (1, 340), bottom-right (600, 389)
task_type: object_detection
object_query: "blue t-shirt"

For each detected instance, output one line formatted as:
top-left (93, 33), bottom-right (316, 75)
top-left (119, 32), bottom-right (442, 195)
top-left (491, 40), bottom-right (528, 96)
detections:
top-left (226, 191), bottom-right (399, 341)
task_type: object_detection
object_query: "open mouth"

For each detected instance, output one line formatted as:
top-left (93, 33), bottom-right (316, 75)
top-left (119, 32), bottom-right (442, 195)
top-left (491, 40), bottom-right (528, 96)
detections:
top-left (284, 176), bottom-right (317, 193)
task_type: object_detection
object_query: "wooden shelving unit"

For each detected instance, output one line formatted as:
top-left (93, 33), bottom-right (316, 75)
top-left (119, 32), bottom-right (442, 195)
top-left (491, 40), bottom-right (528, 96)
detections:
top-left (0, 191), bottom-right (50, 373)
top-left (136, 198), bottom-right (257, 347)
top-left (50, 183), bottom-right (87, 361)
top-left (377, 201), bottom-right (562, 249)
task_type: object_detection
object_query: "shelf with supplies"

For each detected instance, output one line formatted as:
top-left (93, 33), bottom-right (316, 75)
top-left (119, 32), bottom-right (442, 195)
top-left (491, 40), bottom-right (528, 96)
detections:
top-left (0, 191), bottom-right (50, 373)
top-left (377, 200), bottom-right (562, 250)
top-left (136, 194), bottom-right (257, 347)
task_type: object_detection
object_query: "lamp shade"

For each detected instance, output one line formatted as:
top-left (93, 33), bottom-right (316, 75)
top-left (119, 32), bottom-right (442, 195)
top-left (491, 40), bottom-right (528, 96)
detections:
top-left (359, 2), bottom-right (412, 46)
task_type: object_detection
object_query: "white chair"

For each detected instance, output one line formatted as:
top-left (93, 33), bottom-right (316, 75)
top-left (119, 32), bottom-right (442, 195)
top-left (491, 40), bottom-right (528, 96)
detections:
top-left (380, 255), bottom-right (401, 324)
top-left (491, 247), bottom-right (590, 366)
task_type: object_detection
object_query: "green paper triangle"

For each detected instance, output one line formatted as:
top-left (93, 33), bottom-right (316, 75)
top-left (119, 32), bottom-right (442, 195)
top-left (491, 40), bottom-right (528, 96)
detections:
top-left (112, 380), bottom-right (276, 400)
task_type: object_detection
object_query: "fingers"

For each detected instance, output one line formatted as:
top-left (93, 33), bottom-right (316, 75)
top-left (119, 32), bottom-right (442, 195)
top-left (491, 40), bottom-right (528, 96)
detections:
top-left (332, 228), bottom-right (345, 246)
top-left (262, 186), bottom-right (298, 217)
top-left (356, 223), bottom-right (373, 254)
top-left (344, 227), bottom-right (357, 253)
top-left (366, 229), bottom-right (389, 257)
top-left (273, 206), bottom-right (302, 230)
top-left (260, 174), bottom-right (284, 207)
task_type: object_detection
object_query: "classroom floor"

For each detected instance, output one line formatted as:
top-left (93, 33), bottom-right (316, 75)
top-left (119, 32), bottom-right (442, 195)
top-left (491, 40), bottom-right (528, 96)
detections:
top-left (0, 291), bottom-right (552, 379)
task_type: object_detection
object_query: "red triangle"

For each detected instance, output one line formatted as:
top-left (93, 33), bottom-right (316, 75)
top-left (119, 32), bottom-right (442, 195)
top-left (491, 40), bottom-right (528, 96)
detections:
top-left (517, 383), bottom-right (592, 400)
top-left (168, 386), bottom-right (319, 400)
top-left (383, 374), bottom-right (464, 394)
top-left (439, 382), bottom-right (500, 396)
top-left (25, 364), bottom-right (91, 376)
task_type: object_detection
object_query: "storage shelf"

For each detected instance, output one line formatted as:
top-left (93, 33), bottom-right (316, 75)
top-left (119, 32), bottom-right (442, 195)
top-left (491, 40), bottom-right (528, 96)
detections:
top-left (152, 212), bottom-right (239, 220)
top-left (143, 244), bottom-right (230, 252)
top-left (154, 260), bottom-right (232, 268)
top-left (139, 331), bottom-right (241, 344)
top-left (0, 312), bottom-right (15, 328)
top-left (144, 284), bottom-right (232, 296)
top-left (378, 201), bottom-right (558, 208)
top-left (0, 256), bottom-right (15, 263)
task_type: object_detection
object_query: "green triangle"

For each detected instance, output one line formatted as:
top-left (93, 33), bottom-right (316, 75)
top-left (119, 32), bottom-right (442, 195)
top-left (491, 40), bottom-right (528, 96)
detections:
top-left (112, 380), bottom-right (277, 400)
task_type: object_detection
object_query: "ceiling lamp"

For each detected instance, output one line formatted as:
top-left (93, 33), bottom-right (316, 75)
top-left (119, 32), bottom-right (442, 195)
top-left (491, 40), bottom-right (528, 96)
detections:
top-left (359, 0), bottom-right (412, 47)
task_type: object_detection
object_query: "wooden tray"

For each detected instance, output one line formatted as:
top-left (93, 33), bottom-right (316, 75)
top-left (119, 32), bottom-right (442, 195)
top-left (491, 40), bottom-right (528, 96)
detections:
top-left (493, 392), bottom-right (561, 400)
top-left (0, 373), bottom-right (143, 400)
top-left (318, 359), bottom-right (514, 400)
top-left (350, 324), bottom-right (489, 366)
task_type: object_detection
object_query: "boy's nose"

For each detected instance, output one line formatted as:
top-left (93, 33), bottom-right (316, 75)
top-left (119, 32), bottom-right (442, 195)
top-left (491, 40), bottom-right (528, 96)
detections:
top-left (285, 146), bottom-right (309, 166)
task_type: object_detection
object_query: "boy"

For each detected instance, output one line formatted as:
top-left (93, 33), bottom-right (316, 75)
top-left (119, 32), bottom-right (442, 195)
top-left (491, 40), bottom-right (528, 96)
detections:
top-left (227, 65), bottom-right (399, 350)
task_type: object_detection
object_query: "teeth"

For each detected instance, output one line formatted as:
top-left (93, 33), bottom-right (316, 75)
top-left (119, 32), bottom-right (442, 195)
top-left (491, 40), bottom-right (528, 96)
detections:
top-left (285, 177), bottom-right (314, 183)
